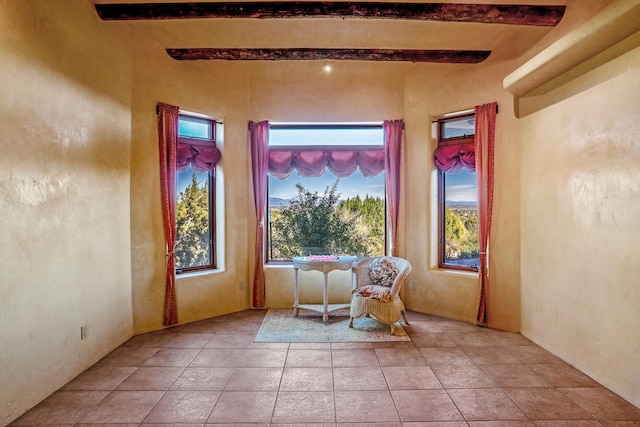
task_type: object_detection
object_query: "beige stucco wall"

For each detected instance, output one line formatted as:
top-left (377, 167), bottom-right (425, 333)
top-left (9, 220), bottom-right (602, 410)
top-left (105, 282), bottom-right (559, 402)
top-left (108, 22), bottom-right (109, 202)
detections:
top-left (129, 31), bottom-right (253, 333)
top-left (246, 61), bottom-right (406, 308)
top-left (247, 60), bottom-right (522, 330)
top-left (402, 60), bottom-right (522, 331)
top-left (519, 41), bottom-right (640, 408)
top-left (128, 31), bottom-right (525, 330)
top-left (127, 47), bottom-right (522, 325)
top-left (0, 1), bottom-right (133, 425)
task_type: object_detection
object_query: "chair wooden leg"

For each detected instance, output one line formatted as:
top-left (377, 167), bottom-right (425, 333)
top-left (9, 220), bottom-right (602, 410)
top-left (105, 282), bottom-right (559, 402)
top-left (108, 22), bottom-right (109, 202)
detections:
top-left (390, 323), bottom-right (396, 335)
top-left (349, 317), bottom-right (354, 328)
top-left (401, 310), bottom-right (410, 325)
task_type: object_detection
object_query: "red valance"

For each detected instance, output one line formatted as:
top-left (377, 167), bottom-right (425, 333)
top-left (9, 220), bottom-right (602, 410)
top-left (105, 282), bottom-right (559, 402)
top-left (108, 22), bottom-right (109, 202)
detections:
top-left (177, 140), bottom-right (221, 173)
top-left (268, 148), bottom-right (384, 179)
top-left (434, 142), bottom-right (475, 173)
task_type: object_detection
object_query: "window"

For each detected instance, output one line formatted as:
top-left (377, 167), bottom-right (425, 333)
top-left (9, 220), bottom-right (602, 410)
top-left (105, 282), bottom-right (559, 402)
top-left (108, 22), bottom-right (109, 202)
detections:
top-left (435, 112), bottom-right (479, 271)
top-left (175, 114), bottom-right (217, 273)
top-left (439, 113), bottom-right (475, 142)
top-left (267, 124), bottom-right (386, 261)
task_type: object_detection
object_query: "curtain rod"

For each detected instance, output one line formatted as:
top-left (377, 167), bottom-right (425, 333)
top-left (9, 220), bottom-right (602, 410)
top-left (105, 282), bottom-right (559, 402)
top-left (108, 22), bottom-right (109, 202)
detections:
top-left (269, 123), bottom-right (384, 130)
top-left (155, 104), bottom-right (223, 124)
top-left (248, 122), bottom-right (405, 130)
top-left (269, 144), bottom-right (383, 151)
top-left (431, 104), bottom-right (498, 123)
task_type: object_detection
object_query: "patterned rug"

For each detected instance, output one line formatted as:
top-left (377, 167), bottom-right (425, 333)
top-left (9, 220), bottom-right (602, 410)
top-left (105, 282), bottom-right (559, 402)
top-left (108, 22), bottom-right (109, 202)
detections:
top-left (255, 308), bottom-right (410, 342)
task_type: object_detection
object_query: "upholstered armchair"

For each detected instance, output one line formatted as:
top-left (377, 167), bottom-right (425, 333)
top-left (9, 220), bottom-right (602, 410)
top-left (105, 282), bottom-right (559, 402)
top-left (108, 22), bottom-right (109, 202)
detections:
top-left (349, 256), bottom-right (412, 334)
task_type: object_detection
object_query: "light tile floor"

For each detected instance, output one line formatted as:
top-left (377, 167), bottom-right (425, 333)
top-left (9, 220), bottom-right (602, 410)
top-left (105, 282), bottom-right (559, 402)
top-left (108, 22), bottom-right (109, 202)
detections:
top-left (11, 310), bottom-right (640, 426)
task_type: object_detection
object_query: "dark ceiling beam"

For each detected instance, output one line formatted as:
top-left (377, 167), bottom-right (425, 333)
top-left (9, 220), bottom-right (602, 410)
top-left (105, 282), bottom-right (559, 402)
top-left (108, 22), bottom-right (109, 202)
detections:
top-left (96, 2), bottom-right (565, 26)
top-left (166, 48), bottom-right (492, 63)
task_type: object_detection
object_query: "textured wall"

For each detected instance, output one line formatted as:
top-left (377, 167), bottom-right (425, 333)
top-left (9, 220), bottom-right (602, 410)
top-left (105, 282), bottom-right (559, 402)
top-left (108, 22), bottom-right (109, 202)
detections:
top-left (0, 1), bottom-right (133, 425)
top-left (402, 60), bottom-right (522, 330)
top-left (129, 31), bottom-right (252, 333)
top-left (248, 58), bottom-right (523, 334)
top-left (245, 61), bottom-right (406, 309)
top-left (520, 43), bottom-right (640, 408)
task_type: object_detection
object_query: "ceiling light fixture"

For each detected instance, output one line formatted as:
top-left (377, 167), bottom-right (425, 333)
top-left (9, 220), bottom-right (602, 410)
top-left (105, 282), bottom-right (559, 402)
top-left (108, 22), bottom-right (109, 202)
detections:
top-left (323, 62), bottom-right (333, 73)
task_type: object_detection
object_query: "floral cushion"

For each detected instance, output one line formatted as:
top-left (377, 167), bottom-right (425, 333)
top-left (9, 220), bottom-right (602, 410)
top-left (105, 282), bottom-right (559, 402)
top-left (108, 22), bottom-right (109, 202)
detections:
top-left (367, 257), bottom-right (398, 288)
top-left (352, 285), bottom-right (393, 303)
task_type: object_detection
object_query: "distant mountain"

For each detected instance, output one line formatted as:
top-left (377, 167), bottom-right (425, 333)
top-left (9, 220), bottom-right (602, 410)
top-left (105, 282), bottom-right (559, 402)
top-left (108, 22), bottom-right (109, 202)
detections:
top-left (269, 194), bottom-right (385, 208)
top-left (268, 197), bottom-right (291, 207)
top-left (447, 201), bottom-right (478, 209)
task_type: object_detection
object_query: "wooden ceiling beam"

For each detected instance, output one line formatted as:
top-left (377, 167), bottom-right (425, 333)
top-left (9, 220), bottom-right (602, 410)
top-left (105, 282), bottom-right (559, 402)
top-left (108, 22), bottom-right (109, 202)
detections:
top-left (96, 2), bottom-right (565, 26)
top-left (166, 48), bottom-right (492, 63)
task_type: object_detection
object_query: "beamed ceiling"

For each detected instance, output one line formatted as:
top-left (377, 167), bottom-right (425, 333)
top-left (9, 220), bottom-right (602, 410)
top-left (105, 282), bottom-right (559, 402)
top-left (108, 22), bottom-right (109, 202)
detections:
top-left (92, 1), bottom-right (569, 64)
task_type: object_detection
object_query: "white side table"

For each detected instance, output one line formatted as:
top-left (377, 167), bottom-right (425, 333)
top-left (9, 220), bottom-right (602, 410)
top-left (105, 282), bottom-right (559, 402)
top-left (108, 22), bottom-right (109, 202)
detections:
top-left (292, 255), bottom-right (357, 322)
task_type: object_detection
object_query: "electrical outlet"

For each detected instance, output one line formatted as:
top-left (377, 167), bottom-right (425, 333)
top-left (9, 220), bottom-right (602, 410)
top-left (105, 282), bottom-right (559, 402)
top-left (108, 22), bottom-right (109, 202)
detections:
top-left (239, 280), bottom-right (245, 291)
top-left (80, 325), bottom-right (88, 340)
top-left (410, 280), bottom-right (417, 290)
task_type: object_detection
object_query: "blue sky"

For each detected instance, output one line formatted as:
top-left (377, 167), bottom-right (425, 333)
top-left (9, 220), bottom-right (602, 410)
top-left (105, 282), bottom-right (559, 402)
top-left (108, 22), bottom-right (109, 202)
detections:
top-left (269, 170), bottom-right (385, 200)
top-left (445, 169), bottom-right (478, 202)
top-left (269, 126), bottom-right (383, 147)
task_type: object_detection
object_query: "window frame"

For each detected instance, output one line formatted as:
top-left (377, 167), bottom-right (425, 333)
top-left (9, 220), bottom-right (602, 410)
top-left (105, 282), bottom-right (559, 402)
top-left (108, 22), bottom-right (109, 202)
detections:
top-left (436, 112), bottom-right (479, 272)
top-left (266, 122), bottom-right (387, 263)
top-left (438, 112), bottom-right (475, 146)
top-left (175, 114), bottom-right (217, 274)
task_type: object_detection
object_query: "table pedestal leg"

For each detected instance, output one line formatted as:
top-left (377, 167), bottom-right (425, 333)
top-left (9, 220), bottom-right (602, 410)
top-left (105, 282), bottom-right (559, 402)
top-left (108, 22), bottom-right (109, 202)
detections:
top-left (322, 272), bottom-right (329, 322)
top-left (293, 267), bottom-right (299, 316)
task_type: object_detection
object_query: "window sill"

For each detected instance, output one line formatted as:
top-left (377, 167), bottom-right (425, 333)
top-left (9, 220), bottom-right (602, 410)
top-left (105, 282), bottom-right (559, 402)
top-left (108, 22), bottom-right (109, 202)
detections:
top-left (176, 269), bottom-right (222, 280)
top-left (435, 267), bottom-right (479, 278)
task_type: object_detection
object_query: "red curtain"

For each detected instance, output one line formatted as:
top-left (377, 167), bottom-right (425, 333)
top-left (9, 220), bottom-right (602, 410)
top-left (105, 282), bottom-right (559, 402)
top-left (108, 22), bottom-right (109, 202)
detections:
top-left (384, 120), bottom-right (404, 257)
top-left (157, 103), bottom-right (180, 326)
top-left (249, 121), bottom-right (269, 308)
top-left (268, 147), bottom-right (384, 179)
top-left (434, 142), bottom-right (476, 172)
top-left (475, 102), bottom-right (497, 325)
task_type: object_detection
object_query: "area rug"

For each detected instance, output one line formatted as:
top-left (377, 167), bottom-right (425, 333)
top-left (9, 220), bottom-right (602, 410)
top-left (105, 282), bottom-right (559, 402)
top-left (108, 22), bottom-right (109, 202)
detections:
top-left (255, 308), bottom-right (410, 342)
